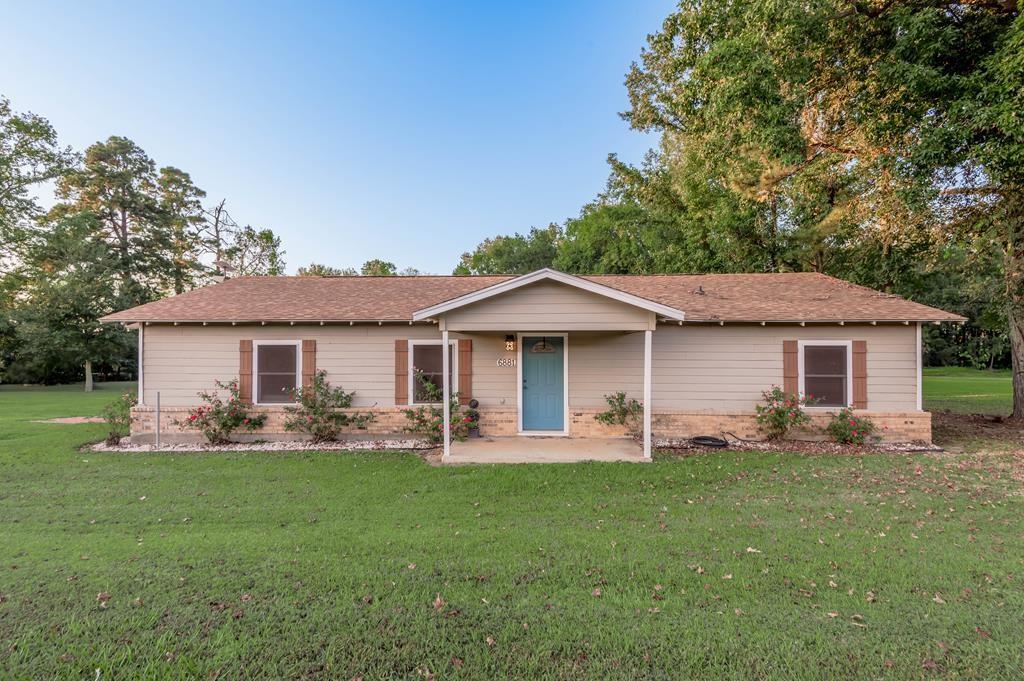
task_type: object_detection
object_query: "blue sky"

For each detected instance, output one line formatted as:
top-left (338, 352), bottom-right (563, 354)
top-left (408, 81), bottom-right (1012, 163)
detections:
top-left (1, 1), bottom-right (674, 274)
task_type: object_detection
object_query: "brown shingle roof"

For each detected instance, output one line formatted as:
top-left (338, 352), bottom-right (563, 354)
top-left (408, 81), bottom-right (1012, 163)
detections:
top-left (101, 272), bottom-right (964, 324)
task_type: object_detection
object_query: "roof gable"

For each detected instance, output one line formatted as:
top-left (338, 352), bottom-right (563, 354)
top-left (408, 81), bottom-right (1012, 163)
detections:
top-left (411, 269), bottom-right (686, 321)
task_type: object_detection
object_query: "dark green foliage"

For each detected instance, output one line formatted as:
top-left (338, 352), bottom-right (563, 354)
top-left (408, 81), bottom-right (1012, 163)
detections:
top-left (402, 371), bottom-right (466, 444)
top-left (4, 213), bottom-right (136, 384)
top-left (101, 391), bottom-right (137, 445)
top-left (0, 97), bottom-right (287, 386)
top-left (284, 370), bottom-right (374, 442)
top-left (454, 225), bottom-right (559, 275)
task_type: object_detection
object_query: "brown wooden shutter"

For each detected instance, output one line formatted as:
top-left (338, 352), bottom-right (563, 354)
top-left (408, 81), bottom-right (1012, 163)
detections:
top-left (782, 340), bottom-right (798, 394)
top-left (239, 339), bottom-right (253, 404)
top-left (301, 339), bottom-right (316, 389)
top-left (458, 339), bottom-right (472, 405)
top-left (394, 339), bottom-right (408, 405)
top-left (852, 340), bottom-right (868, 409)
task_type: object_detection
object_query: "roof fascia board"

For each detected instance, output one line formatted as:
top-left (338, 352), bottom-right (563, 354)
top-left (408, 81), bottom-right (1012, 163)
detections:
top-left (412, 268), bottom-right (686, 321)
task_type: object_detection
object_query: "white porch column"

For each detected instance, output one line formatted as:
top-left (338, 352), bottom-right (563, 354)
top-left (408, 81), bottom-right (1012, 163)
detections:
top-left (442, 326), bottom-right (451, 460)
top-left (137, 323), bottom-right (145, 406)
top-left (916, 322), bottom-right (923, 411)
top-left (643, 328), bottom-right (652, 459)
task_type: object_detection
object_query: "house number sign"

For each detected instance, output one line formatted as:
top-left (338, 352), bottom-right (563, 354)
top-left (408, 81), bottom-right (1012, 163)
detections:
top-left (496, 357), bottom-right (517, 368)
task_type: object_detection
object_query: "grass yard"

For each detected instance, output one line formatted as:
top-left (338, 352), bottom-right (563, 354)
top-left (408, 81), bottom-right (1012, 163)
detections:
top-left (923, 367), bottom-right (1012, 416)
top-left (1, 381), bottom-right (1023, 679)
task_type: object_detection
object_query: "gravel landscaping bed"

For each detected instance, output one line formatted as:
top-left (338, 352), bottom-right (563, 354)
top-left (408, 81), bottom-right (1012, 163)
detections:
top-left (89, 438), bottom-right (433, 453)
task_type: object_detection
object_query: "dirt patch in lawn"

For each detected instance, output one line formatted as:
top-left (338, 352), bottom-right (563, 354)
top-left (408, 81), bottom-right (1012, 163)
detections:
top-left (33, 416), bottom-right (105, 424)
top-left (932, 410), bottom-right (1024, 447)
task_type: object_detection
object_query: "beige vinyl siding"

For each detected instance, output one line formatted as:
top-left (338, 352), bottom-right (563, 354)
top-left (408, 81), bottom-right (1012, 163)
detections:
top-left (144, 324), bottom-right (445, 407)
top-left (442, 280), bottom-right (654, 331)
top-left (142, 321), bottom-right (919, 413)
top-left (569, 332), bottom-right (644, 407)
top-left (652, 324), bottom-right (918, 411)
top-left (468, 334), bottom-right (517, 407)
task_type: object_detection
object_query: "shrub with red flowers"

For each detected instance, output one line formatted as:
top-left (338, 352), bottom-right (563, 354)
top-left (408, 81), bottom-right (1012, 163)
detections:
top-left (283, 370), bottom-right (374, 442)
top-left (755, 386), bottom-right (813, 440)
top-left (402, 370), bottom-right (466, 444)
top-left (826, 407), bottom-right (876, 445)
top-left (178, 380), bottom-right (266, 444)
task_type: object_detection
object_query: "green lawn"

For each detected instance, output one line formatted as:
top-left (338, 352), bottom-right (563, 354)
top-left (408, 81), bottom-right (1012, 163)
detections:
top-left (923, 367), bottom-right (1012, 416)
top-left (1, 382), bottom-right (1022, 679)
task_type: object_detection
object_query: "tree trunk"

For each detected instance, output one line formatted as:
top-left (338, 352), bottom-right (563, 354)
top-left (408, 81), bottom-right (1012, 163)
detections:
top-left (1006, 197), bottom-right (1024, 420)
top-left (84, 360), bottom-right (94, 392)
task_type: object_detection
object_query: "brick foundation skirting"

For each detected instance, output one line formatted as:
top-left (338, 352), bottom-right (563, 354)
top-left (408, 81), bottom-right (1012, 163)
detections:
top-left (131, 405), bottom-right (931, 444)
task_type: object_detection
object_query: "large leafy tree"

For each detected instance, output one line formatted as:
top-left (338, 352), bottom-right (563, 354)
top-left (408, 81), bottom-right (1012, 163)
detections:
top-left (360, 259), bottom-right (397, 276)
top-left (454, 225), bottom-right (560, 275)
top-left (54, 136), bottom-right (167, 305)
top-left (224, 225), bottom-right (286, 276)
top-left (156, 166), bottom-right (207, 294)
top-left (623, 0), bottom-right (1022, 413)
top-left (7, 214), bottom-right (134, 386)
top-left (0, 96), bottom-right (76, 256)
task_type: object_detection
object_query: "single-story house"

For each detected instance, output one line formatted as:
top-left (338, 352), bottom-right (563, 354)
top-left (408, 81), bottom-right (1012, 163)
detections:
top-left (101, 268), bottom-right (964, 458)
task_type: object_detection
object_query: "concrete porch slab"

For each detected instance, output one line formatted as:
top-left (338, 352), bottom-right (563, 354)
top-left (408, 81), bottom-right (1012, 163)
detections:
top-left (445, 436), bottom-right (647, 464)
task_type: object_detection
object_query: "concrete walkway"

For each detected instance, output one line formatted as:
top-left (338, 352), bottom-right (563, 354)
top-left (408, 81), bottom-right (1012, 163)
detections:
top-left (446, 436), bottom-right (647, 464)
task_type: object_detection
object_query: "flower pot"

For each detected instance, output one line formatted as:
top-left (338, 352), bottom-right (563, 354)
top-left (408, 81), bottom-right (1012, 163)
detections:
top-left (467, 426), bottom-right (481, 438)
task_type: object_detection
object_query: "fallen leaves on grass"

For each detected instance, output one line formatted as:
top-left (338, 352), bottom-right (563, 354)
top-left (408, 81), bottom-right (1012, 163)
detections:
top-left (96, 592), bottom-right (110, 609)
top-left (591, 588), bottom-right (602, 597)
top-left (932, 593), bottom-right (946, 604)
top-left (432, 593), bottom-right (446, 612)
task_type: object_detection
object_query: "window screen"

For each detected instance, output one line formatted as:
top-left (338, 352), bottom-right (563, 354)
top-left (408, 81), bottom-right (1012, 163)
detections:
top-left (257, 344), bottom-right (297, 403)
top-left (803, 345), bottom-right (848, 407)
top-left (412, 344), bottom-right (454, 403)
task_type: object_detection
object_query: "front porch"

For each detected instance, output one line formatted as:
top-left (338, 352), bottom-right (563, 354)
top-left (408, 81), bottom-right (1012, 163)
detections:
top-left (412, 270), bottom-right (687, 463)
top-left (446, 436), bottom-right (646, 464)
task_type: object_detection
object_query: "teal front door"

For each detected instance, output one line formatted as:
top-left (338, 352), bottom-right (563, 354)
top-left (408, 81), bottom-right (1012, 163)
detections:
top-left (521, 336), bottom-right (565, 431)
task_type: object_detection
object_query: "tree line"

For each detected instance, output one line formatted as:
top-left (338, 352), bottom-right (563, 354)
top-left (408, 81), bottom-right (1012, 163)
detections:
top-left (0, 98), bottom-right (287, 386)
top-left (455, 1), bottom-right (1023, 411)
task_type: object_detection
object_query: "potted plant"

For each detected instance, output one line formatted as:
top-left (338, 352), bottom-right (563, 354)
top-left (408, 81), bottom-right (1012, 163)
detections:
top-left (464, 399), bottom-right (481, 438)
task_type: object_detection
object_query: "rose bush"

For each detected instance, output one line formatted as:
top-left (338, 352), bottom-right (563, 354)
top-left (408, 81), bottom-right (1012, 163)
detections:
top-left (826, 407), bottom-right (876, 445)
top-left (283, 370), bottom-right (374, 442)
top-left (178, 380), bottom-right (266, 444)
top-left (755, 386), bottom-right (813, 440)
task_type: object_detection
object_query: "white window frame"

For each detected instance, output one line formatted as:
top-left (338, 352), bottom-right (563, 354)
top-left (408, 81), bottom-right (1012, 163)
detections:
top-left (797, 340), bottom-right (853, 409)
top-left (408, 339), bottom-right (458, 405)
top-left (252, 340), bottom-right (302, 406)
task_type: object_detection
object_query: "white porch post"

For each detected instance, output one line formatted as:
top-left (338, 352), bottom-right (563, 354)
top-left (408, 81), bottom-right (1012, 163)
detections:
top-left (643, 328), bottom-right (652, 459)
top-left (916, 322), bottom-right (923, 411)
top-left (442, 325), bottom-right (451, 460)
top-left (137, 323), bottom-right (145, 406)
